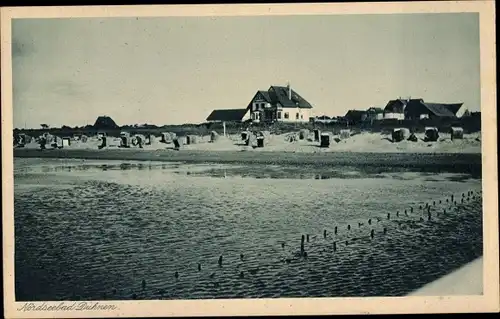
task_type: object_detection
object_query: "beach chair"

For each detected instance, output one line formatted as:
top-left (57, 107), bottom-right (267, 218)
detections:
top-left (145, 134), bottom-right (153, 145)
top-left (392, 128), bottom-right (410, 142)
top-left (173, 138), bottom-right (181, 150)
top-left (256, 136), bottom-right (264, 148)
top-left (314, 129), bottom-right (321, 142)
top-left (339, 129), bottom-right (351, 140)
top-left (424, 127), bottom-right (439, 142)
top-left (120, 132), bottom-right (131, 148)
top-left (135, 135), bottom-right (144, 148)
top-left (15, 134), bottom-right (26, 148)
top-left (210, 131), bottom-right (219, 143)
top-left (98, 137), bottom-right (107, 149)
top-left (39, 137), bottom-right (47, 150)
top-left (299, 129), bottom-right (309, 140)
top-left (450, 127), bottom-right (464, 141)
top-left (320, 133), bottom-right (331, 148)
top-left (62, 137), bottom-right (71, 147)
top-left (241, 131), bottom-right (249, 141)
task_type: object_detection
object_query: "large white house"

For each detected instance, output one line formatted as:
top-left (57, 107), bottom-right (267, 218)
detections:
top-left (206, 83), bottom-right (313, 124)
top-left (247, 84), bottom-right (313, 123)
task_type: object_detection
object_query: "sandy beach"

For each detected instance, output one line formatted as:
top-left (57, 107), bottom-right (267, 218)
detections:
top-left (12, 131), bottom-right (484, 300)
top-left (14, 132), bottom-right (482, 172)
top-left (16, 131), bottom-right (481, 154)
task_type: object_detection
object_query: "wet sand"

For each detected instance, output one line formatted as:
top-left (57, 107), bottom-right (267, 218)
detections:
top-left (14, 158), bottom-right (483, 300)
top-left (13, 148), bottom-right (481, 174)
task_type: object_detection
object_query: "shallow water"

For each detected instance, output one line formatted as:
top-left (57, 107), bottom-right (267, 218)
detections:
top-left (14, 158), bottom-right (483, 300)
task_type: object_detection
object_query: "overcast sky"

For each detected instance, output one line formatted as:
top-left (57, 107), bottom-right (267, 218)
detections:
top-left (12, 13), bottom-right (479, 128)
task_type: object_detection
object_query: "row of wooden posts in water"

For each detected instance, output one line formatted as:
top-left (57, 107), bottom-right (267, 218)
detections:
top-left (105, 189), bottom-right (481, 300)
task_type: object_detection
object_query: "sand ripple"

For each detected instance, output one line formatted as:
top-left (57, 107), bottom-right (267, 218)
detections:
top-left (14, 159), bottom-right (482, 300)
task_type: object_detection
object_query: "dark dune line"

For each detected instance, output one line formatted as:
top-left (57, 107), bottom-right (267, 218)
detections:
top-left (14, 149), bottom-right (482, 173)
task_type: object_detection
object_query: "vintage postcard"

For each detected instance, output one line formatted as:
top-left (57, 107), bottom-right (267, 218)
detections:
top-left (1, 1), bottom-right (498, 318)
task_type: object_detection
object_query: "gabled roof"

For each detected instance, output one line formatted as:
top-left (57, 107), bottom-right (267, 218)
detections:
top-left (385, 99), bottom-right (407, 108)
top-left (423, 102), bottom-right (460, 117)
top-left (257, 90), bottom-right (272, 103)
top-left (441, 103), bottom-right (464, 115)
top-left (206, 109), bottom-right (248, 122)
top-left (345, 110), bottom-right (366, 117)
top-left (247, 91), bottom-right (273, 109)
top-left (345, 109), bottom-right (366, 115)
top-left (385, 98), bottom-right (425, 107)
top-left (247, 85), bottom-right (313, 109)
top-left (367, 107), bottom-right (384, 113)
top-left (93, 116), bottom-right (118, 129)
top-left (268, 86), bottom-right (313, 109)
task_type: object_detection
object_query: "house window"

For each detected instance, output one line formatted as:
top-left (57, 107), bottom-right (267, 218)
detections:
top-left (296, 113), bottom-right (299, 120)
top-left (260, 103), bottom-right (265, 109)
top-left (284, 112), bottom-right (289, 119)
top-left (277, 112), bottom-right (282, 119)
top-left (300, 114), bottom-right (303, 119)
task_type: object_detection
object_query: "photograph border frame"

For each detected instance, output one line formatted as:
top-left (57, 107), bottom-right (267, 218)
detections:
top-left (2, 1), bottom-right (498, 317)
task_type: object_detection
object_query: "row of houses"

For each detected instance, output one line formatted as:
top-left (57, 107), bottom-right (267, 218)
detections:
top-left (343, 97), bottom-right (471, 125)
top-left (206, 85), bottom-right (472, 126)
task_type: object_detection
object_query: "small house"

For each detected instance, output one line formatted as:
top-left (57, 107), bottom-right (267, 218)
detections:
top-left (383, 98), bottom-right (408, 120)
top-left (93, 116), bottom-right (119, 129)
top-left (383, 97), bottom-right (467, 121)
top-left (363, 107), bottom-right (384, 122)
top-left (206, 109), bottom-right (250, 123)
top-left (206, 109), bottom-right (251, 137)
top-left (313, 115), bottom-right (333, 124)
top-left (344, 110), bottom-right (366, 125)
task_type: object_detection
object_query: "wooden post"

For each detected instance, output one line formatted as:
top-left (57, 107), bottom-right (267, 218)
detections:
top-left (301, 235), bottom-right (305, 254)
top-left (223, 121), bottom-right (226, 137)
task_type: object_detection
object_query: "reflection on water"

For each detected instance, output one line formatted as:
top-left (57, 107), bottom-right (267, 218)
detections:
top-left (14, 158), bottom-right (483, 300)
top-left (14, 158), bottom-right (477, 182)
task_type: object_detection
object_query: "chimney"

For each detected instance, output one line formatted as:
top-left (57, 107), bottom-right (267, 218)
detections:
top-left (287, 82), bottom-right (291, 100)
